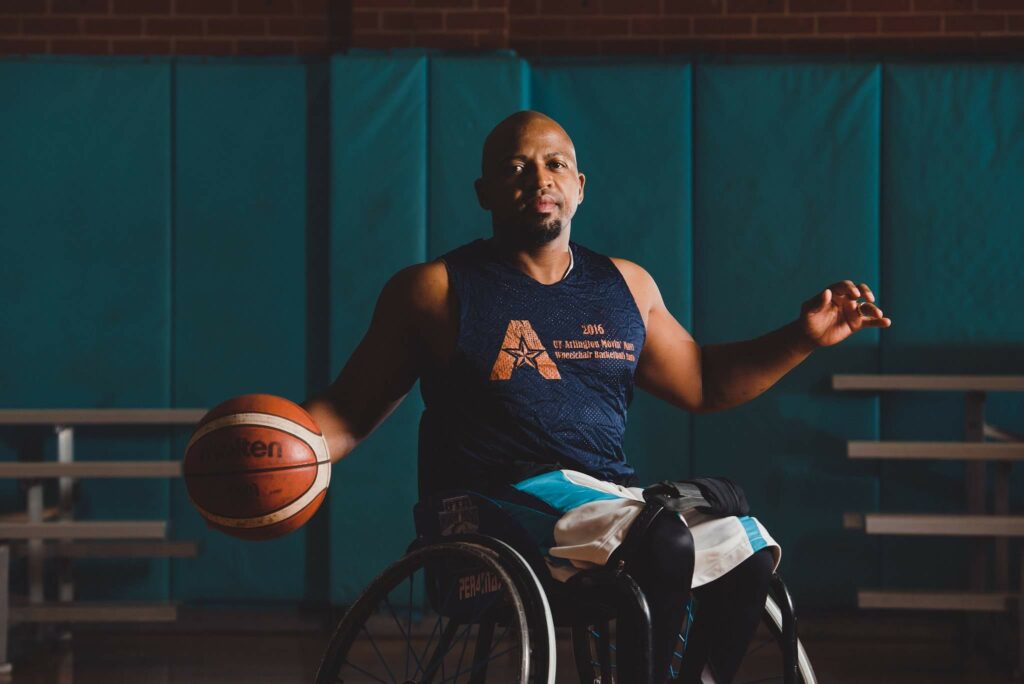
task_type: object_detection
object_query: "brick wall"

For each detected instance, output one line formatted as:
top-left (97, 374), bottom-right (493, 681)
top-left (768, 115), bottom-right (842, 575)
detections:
top-left (506, 0), bottom-right (1024, 56)
top-left (2, 0), bottom-right (1023, 57)
top-left (0, 0), bottom-right (349, 56)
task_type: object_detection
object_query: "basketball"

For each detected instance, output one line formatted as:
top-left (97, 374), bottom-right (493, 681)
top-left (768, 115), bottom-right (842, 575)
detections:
top-left (183, 394), bottom-right (331, 541)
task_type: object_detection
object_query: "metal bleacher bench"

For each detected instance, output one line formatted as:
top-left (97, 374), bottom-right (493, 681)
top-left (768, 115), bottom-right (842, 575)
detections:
top-left (0, 408), bottom-right (206, 674)
top-left (834, 374), bottom-right (1024, 672)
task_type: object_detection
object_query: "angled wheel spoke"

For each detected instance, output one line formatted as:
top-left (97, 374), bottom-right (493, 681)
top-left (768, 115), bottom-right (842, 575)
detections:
top-left (421, 617), bottom-right (462, 683)
top-left (383, 593), bottom-right (425, 677)
top-left (415, 569), bottom-right (461, 679)
top-left (414, 612), bottom-right (445, 679)
top-left (338, 660), bottom-right (392, 684)
top-left (491, 621), bottom-right (512, 650)
top-left (436, 644), bottom-right (519, 684)
top-left (414, 572), bottom-right (458, 680)
top-left (360, 623), bottom-right (398, 684)
top-left (486, 619), bottom-right (514, 674)
top-left (452, 618), bottom-right (477, 681)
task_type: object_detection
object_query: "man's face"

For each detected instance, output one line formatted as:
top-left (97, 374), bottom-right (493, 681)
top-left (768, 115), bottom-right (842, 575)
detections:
top-left (475, 119), bottom-right (585, 249)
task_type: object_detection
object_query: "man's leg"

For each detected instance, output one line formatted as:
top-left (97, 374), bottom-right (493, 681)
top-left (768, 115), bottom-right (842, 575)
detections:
top-left (677, 547), bottom-right (775, 684)
top-left (620, 512), bottom-right (696, 682)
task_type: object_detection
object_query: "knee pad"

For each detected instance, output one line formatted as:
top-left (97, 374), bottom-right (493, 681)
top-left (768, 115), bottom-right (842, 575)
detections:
top-left (636, 511), bottom-right (695, 586)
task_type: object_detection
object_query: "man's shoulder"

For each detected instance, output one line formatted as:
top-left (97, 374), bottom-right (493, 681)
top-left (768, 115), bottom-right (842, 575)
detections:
top-left (607, 256), bottom-right (656, 290)
top-left (383, 261), bottom-right (449, 319)
top-left (411, 238), bottom-right (487, 272)
top-left (571, 241), bottom-right (649, 281)
top-left (606, 256), bottom-right (658, 322)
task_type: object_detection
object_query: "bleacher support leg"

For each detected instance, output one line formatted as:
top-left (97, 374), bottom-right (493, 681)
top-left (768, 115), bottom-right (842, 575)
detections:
top-left (0, 544), bottom-right (12, 676)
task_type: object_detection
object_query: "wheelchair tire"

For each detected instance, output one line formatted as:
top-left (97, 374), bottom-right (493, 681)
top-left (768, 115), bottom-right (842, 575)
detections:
top-left (756, 593), bottom-right (816, 684)
top-left (315, 541), bottom-right (552, 684)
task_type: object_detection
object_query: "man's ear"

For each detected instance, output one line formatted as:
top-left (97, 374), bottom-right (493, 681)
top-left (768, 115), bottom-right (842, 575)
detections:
top-left (474, 178), bottom-right (491, 210)
top-left (577, 172), bottom-right (585, 205)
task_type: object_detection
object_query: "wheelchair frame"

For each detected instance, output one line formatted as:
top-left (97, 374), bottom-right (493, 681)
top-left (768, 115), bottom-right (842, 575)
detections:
top-left (314, 495), bottom-right (816, 684)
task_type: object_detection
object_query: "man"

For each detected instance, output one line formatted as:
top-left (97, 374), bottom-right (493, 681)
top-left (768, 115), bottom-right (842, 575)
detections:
top-left (303, 110), bottom-right (891, 683)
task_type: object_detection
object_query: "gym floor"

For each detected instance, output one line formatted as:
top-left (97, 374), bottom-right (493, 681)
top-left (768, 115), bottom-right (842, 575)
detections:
top-left (6, 612), bottom-right (1019, 684)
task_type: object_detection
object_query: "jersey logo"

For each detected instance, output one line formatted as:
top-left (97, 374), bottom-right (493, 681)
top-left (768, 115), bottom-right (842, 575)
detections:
top-left (490, 320), bottom-right (561, 381)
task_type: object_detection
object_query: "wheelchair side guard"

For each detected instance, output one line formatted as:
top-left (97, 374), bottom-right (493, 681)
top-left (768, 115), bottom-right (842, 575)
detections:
top-left (419, 543), bottom-right (510, 623)
top-left (409, 495), bottom-right (527, 624)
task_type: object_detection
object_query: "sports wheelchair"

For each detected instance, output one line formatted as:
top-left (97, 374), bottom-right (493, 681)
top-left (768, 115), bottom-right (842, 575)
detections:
top-left (315, 490), bottom-right (816, 684)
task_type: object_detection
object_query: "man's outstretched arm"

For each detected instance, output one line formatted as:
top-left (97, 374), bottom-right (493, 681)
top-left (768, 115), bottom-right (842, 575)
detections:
top-left (632, 269), bottom-right (892, 414)
top-left (302, 263), bottom-right (444, 463)
top-left (696, 319), bottom-right (818, 414)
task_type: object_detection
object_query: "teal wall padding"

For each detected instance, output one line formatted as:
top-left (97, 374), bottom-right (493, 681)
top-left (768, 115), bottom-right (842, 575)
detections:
top-left (2, 54), bottom-right (1022, 611)
top-left (0, 61), bottom-right (171, 408)
top-left (0, 60), bottom-right (173, 601)
top-left (328, 56), bottom-right (428, 603)
top-left (428, 56), bottom-right (530, 258)
top-left (693, 64), bottom-right (882, 607)
top-left (530, 63), bottom-right (693, 484)
top-left (170, 61), bottom-right (310, 600)
top-left (879, 64), bottom-right (1024, 589)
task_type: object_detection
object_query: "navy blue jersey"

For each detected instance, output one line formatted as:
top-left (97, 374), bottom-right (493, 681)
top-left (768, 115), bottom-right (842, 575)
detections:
top-left (417, 238), bottom-right (647, 496)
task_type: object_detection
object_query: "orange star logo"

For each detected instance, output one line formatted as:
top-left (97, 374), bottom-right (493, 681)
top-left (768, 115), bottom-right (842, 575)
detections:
top-left (502, 336), bottom-right (545, 370)
top-left (490, 320), bottom-right (561, 381)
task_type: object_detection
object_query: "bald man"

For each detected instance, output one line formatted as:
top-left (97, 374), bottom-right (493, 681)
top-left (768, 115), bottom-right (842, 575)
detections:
top-left (303, 110), bottom-right (891, 683)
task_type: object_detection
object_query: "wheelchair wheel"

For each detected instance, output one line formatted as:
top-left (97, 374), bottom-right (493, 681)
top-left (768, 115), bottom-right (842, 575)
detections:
top-left (315, 541), bottom-right (553, 684)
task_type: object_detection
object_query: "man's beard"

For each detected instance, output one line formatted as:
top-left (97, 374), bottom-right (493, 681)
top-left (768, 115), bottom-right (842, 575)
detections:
top-left (499, 218), bottom-right (563, 249)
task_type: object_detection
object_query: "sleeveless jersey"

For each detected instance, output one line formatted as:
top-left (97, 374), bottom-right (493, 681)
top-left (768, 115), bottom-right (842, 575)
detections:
top-left (418, 238), bottom-right (647, 496)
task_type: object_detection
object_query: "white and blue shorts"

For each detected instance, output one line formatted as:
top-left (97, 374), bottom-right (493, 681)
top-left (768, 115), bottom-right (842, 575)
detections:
top-left (505, 469), bottom-right (781, 587)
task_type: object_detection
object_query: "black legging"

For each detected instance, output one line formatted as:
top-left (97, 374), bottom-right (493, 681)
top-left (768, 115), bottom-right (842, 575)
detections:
top-left (624, 511), bottom-right (775, 683)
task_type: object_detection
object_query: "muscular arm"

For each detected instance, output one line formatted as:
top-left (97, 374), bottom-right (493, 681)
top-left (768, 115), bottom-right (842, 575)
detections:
top-left (695, 322), bottom-right (815, 413)
top-left (301, 262), bottom-right (448, 463)
top-left (617, 260), bottom-right (815, 414)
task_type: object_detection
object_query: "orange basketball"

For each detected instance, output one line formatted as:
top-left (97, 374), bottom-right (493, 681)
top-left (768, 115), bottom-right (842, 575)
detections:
top-left (183, 394), bottom-right (331, 541)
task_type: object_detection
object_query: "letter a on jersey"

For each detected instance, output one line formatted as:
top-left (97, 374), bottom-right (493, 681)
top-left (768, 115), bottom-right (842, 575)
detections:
top-left (490, 320), bottom-right (561, 381)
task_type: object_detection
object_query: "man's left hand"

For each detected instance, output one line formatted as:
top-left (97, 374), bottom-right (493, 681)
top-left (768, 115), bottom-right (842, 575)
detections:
top-left (798, 280), bottom-right (892, 349)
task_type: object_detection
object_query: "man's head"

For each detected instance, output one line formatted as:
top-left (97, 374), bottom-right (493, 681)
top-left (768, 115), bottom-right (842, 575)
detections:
top-left (474, 111), bottom-right (585, 249)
